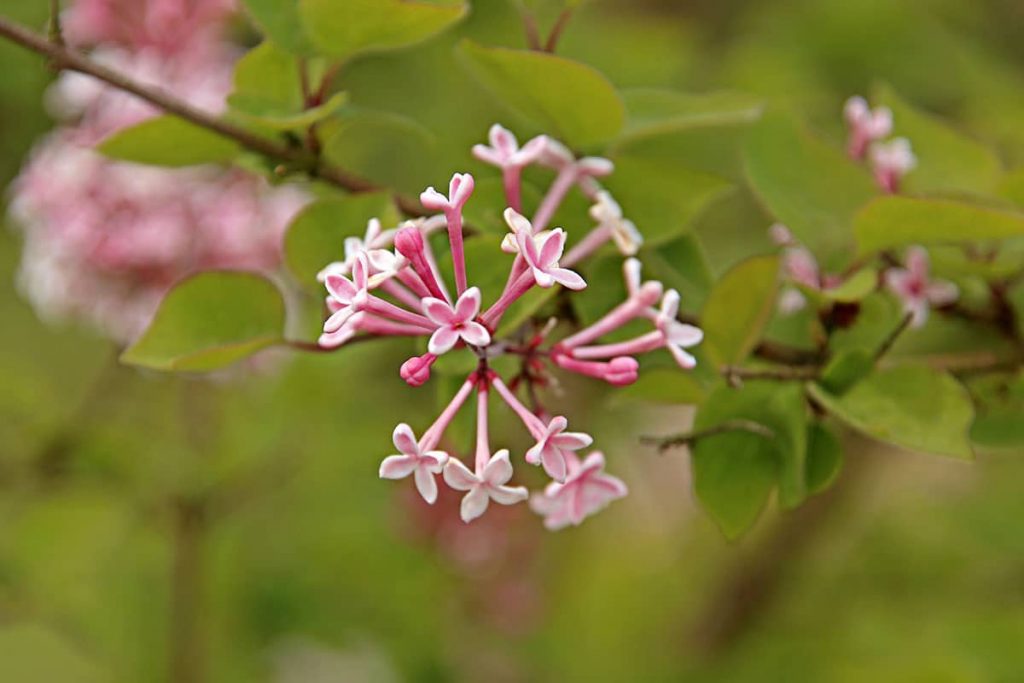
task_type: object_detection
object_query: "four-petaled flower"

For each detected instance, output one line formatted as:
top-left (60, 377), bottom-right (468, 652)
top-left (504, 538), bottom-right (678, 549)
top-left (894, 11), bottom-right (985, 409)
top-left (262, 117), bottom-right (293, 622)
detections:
top-left (318, 218), bottom-right (396, 281)
top-left (379, 423), bottom-right (449, 504)
top-left (530, 452), bottom-right (628, 531)
top-left (443, 450), bottom-right (529, 523)
top-left (422, 286), bottom-right (491, 354)
top-left (885, 246), bottom-right (958, 327)
top-left (525, 416), bottom-right (593, 482)
top-left (654, 289), bottom-right (703, 369)
top-left (472, 123), bottom-right (546, 170)
top-left (516, 227), bottom-right (586, 290)
top-left (590, 191), bottom-right (643, 256)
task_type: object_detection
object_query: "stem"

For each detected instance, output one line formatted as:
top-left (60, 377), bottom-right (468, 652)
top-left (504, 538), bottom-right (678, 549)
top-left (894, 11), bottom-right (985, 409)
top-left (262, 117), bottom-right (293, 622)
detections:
top-left (48, 0), bottom-right (63, 47)
top-left (520, 9), bottom-right (542, 50)
top-left (169, 497), bottom-right (206, 683)
top-left (571, 330), bottom-right (663, 360)
top-left (532, 166), bottom-right (577, 232)
top-left (562, 224), bottom-right (612, 268)
top-left (475, 385), bottom-right (490, 471)
top-left (874, 311), bottom-right (913, 363)
top-left (0, 16), bottom-right (424, 216)
top-left (446, 208), bottom-right (468, 296)
top-left (544, 8), bottom-right (574, 52)
top-left (489, 374), bottom-right (547, 439)
top-left (481, 270), bottom-right (536, 328)
top-left (503, 167), bottom-right (523, 212)
top-left (723, 365), bottom-right (820, 386)
top-left (642, 420), bottom-right (775, 453)
top-left (421, 377), bottom-right (476, 451)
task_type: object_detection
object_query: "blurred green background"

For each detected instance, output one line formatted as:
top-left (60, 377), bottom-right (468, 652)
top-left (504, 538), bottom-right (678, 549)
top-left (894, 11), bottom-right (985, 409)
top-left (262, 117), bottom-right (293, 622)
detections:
top-left (2, 0), bottom-right (1024, 681)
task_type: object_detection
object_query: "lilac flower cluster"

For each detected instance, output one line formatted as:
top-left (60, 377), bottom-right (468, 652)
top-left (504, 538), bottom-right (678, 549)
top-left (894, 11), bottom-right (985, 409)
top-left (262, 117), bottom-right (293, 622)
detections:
top-left (770, 97), bottom-right (956, 325)
top-left (9, 0), bottom-right (307, 341)
top-left (317, 125), bottom-right (703, 528)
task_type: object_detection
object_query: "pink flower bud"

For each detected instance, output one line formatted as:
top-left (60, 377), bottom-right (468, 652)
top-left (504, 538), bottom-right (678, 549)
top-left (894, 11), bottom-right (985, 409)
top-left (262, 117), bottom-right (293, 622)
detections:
top-left (605, 357), bottom-right (640, 386)
top-left (401, 353), bottom-right (437, 387)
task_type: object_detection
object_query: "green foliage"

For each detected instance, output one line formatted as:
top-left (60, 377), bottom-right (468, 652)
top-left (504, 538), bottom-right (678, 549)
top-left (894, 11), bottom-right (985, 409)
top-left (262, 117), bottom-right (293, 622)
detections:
top-left (97, 115), bottom-right (240, 167)
top-left (457, 40), bottom-right (625, 148)
top-left (691, 383), bottom-right (807, 538)
top-left (616, 88), bottom-right (764, 145)
top-left (300, 0), bottom-right (468, 62)
top-left (120, 273), bottom-right (286, 371)
top-left (743, 112), bottom-right (877, 259)
top-left (805, 421), bottom-right (843, 494)
top-left (874, 84), bottom-right (1002, 196)
top-left (320, 111), bottom-right (436, 194)
top-left (241, 0), bottom-right (315, 54)
top-left (701, 255), bottom-right (779, 366)
top-left (854, 196), bottom-right (1024, 254)
top-left (284, 193), bottom-right (399, 289)
top-left (819, 348), bottom-right (875, 395)
top-left (809, 365), bottom-right (975, 460)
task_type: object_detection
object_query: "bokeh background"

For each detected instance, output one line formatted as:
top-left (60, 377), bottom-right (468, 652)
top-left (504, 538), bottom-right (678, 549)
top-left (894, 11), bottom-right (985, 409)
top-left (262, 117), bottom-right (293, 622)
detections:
top-left (2, 0), bottom-right (1024, 681)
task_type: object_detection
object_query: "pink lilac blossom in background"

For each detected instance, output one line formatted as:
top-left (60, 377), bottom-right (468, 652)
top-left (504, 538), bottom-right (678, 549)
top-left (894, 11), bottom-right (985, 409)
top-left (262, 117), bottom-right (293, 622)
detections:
top-left (317, 123), bottom-right (700, 529)
top-left (9, 0), bottom-right (307, 342)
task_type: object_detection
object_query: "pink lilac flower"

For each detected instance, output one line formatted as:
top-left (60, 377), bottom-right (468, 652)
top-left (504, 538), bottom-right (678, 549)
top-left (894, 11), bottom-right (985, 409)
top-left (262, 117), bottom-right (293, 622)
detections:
top-left (770, 225), bottom-right (846, 316)
top-left (885, 246), bottom-right (958, 327)
top-left (870, 137), bottom-right (916, 194)
top-left (525, 416), bottom-right (593, 482)
top-left (562, 191), bottom-right (644, 266)
top-left (530, 452), bottom-right (628, 531)
top-left (327, 126), bottom-right (703, 528)
top-left (379, 423), bottom-right (449, 504)
top-left (844, 95), bottom-right (893, 160)
top-left (472, 124), bottom-right (547, 212)
top-left (444, 451), bottom-right (530, 523)
top-left (422, 287), bottom-right (491, 355)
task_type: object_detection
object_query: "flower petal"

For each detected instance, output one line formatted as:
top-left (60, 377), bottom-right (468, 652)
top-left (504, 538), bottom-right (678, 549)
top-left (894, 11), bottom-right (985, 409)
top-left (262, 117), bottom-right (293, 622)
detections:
top-left (455, 287), bottom-right (482, 321)
top-left (550, 268), bottom-right (586, 290)
top-left (323, 307), bottom-right (354, 334)
top-left (538, 229), bottom-right (567, 267)
top-left (379, 454), bottom-right (416, 480)
top-left (443, 458), bottom-right (479, 491)
top-left (325, 274), bottom-right (356, 303)
top-left (460, 486), bottom-right (490, 523)
top-left (667, 322), bottom-right (704, 347)
top-left (392, 423), bottom-right (419, 456)
top-left (459, 321), bottom-right (491, 347)
top-left (414, 466), bottom-right (439, 504)
top-left (489, 484), bottom-right (530, 506)
top-left (668, 344), bottom-right (698, 370)
top-left (541, 446), bottom-right (568, 482)
top-left (906, 246), bottom-right (930, 280)
top-left (428, 325), bottom-right (460, 355)
top-left (422, 297), bottom-right (457, 325)
top-left (482, 449), bottom-right (514, 486)
top-left (926, 280), bottom-right (958, 306)
top-left (551, 431), bottom-right (593, 451)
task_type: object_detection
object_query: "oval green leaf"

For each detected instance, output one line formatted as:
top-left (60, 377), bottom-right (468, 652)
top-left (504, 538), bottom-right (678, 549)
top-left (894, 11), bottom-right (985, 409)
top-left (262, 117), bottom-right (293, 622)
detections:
top-left (97, 115), bottom-right (240, 167)
top-left (120, 272), bottom-right (286, 372)
top-left (457, 40), bottom-right (625, 149)
top-left (808, 365), bottom-right (975, 460)
top-left (701, 254), bottom-right (780, 367)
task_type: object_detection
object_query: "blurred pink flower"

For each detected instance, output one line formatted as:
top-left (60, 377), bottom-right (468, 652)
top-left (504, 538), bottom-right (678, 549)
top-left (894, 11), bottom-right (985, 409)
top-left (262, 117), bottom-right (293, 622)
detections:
top-left (885, 246), bottom-right (958, 327)
top-left (530, 452), bottom-right (628, 531)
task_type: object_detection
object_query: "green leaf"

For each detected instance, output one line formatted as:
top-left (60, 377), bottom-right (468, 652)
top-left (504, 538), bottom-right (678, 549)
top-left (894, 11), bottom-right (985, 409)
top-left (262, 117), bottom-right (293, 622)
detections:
top-left (640, 233), bottom-right (714, 312)
top-left (320, 111), bottom-right (435, 194)
top-left (805, 422), bottom-right (843, 495)
top-left (691, 383), bottom-right (807, 538)
top-left (120, 272), bottom-right (286, 372)
top-left (228, 41), bottom-right (346, 131)
top-left (701, 254), bottom-right (780, 366)
top-left (819, 348), bottom-right (874, 395)
top-left (457, 40), bottom-right (625, 149)
top-left (873, 84), bottom-right (1002, 195)
top-left (743, 112), bottom-right (877, 259)
top-left (284, 193), bottom-right (398, 288)
top-left (97, 115), bottom-right (239, 167)
top-left (614, 367), bottom-right (707, 405)
top-left (299, 0), bottom-right (467, 61)
top-left (854, 196), bottom-right (1024, 255)
top-left (618, 88), bottom-right (763, 144)
top-left (241, 0), bottom-right (316, 54)
top-left (808, 365), bottom-right (975, 460)
top-left (602, 154), bottom-right (733, 245)
top-left (819, 268), bottom-right (878, 302)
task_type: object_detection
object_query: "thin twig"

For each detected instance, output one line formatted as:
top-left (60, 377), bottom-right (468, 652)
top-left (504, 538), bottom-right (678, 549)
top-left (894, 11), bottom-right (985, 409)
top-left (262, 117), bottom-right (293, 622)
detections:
top-left (642, 419), bottom-right (775, 453)
top-left (520, 9), bottom-right (542, 50)
top-left (48, 0), bottom-right (63, 47)
top-left (874, 311), bottom-right (913, 364)
top-left (722, 365), bottom-right (820, 386)
top-left (544, 8), bottom-right (574, 52)
top-left (0, 16), bottom-right (425, 216)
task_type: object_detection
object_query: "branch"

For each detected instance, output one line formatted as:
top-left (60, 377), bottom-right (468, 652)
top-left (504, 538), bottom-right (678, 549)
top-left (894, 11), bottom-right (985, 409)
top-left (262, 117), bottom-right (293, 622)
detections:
top-left (722, 365), bottom-right (820, 386)
top-left (48, 0), bottom-right (63, 47)
top-left (642, 419), bottom-right (775, 453)
top-left (874, 311), bottom-right (913, 363)
top-left (544, 8), bottom-right (575, 52)
top-left (0, 16), bottom-right (425, 216)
